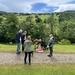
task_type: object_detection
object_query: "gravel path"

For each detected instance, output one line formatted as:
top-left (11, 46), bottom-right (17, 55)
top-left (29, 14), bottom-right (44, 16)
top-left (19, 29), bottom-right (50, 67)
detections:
top-left (0, 52), bottom-right (75, 64)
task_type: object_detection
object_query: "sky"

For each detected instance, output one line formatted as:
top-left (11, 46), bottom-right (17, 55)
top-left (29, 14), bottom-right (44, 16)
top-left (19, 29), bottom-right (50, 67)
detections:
top-left (0, 0), bottom-right (75, 13)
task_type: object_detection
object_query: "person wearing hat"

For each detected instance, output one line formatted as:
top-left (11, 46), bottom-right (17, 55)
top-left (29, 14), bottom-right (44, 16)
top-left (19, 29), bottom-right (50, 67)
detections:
top-left (48, 34), bottom-right (54, 57)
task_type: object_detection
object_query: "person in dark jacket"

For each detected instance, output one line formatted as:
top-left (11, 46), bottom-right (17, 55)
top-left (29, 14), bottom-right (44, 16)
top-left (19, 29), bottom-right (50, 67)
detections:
top-left (48, 34), bottom-right (54, 57)
top-left (21, 31), bottom-right (27, 52)
top-left (15, 29), bottom-right (23, 54)
top-left (40, 40), bottom-right (47, 50)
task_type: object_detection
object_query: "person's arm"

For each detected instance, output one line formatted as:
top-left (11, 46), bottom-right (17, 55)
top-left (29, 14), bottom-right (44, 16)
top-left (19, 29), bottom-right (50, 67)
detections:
top-left (24, 41), bottom-right (26, 50)
top-left (48, 38), bottom-right (53, 46)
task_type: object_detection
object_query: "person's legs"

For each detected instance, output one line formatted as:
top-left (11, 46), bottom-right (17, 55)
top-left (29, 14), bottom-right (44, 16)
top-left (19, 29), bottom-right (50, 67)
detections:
top-left (50, 47), bottom-right (53, 56)
top-left (31, 51), bottom-right (33, 57)
top-left (29, 52), bottom-right (31, 65)
top-left (16, 43), bottom-right (20, 54)
top-left (48, 47), bottom-right (53, 57)
top-left (24, 52), bottom-right (27, 64)
top-left (22, 42), bottom-right (24, 52)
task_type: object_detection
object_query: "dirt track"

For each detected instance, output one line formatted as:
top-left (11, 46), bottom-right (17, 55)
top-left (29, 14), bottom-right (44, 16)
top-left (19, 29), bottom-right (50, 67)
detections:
top-left (0, 52), bottom-right (75, 64)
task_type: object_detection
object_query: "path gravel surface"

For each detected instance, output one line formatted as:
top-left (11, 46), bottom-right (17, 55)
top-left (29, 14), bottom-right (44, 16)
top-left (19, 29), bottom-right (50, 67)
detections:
top-left (0, 52), bottom-right (75, 64)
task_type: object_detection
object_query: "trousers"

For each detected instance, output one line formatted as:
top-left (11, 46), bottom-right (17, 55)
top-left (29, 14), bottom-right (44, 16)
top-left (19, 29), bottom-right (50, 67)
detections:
top-left (24, 52), bottom-right (32, 64)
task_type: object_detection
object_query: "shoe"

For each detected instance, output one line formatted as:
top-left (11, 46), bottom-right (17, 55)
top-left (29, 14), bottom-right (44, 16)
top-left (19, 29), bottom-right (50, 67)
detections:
top-left (16, 52), bottom-right (20, 55)
top-left (24, 62), bottom-right (27, 64)
top-left (47, 54), bottom-right (52, 57)
top-left (18, 51), bottom-right (21, 53)
top-left (29, 63), bottom-right (31, 65)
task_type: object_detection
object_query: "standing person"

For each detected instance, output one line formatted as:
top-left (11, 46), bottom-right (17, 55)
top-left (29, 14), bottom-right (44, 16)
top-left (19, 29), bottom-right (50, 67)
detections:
top-left (48, 34), bottom-right (54, 57)
top-left (21, 31), bottom-right (27, 52)
top-left (15, 29), bottom-right (23, 54)
top-left (24, 36), bottom-right (33, 65)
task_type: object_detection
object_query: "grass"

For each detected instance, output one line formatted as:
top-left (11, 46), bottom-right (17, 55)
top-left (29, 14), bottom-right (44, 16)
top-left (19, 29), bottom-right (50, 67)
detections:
top-left (0, 44), bottom-right (16, 52)
top-left (0, 64), bottom-right (75, 75)
top-left (54, 44), bottom-right (75, 53)
top-left (0, 44), bottom-right (75, 75)
top-left (0, 44), bottom-right (75, 53)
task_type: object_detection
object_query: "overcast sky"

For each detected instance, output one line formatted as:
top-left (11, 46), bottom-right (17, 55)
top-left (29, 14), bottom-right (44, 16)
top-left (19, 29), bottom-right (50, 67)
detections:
top-left (0, 0), bottom-right (75, 13)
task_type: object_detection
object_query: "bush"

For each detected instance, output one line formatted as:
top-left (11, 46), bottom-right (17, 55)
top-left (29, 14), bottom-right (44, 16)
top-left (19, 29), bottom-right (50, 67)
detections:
top-left (58, 39), bottom-right (71, 45)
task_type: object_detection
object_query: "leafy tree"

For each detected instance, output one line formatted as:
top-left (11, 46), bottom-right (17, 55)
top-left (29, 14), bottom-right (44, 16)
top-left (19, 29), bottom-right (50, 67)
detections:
top-left (5, 14), bottom-right (18, 42)
top-left (20, 16), bottom-right (47, 41)
top-left (47, 13), bottom-right (59, 35)
top-left (35, 15), bottom-right (39, 18)
top-left (6, 14), bottom-right (18, 24)
top-left (20, 16), bottom-right (36, 40)
top-left (35, 16), bottom-right (42, 23)
top-left (0, 16), bottom-right (3, 24)
top-left (59, 11), bottom-right (75, 23)
top-left (58, 20), bottom-right (75, 43)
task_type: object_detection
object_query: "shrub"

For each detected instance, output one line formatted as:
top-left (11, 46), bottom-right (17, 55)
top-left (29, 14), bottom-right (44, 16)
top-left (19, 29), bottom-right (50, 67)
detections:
top-left (58, 39), bottom-right (71, 45)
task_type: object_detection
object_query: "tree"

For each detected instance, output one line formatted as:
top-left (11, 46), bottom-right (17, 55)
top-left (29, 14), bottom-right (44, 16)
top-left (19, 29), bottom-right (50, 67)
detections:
top-left (47, 13), bottom-right (59, 35)
top-left (5, 14), bottom-right (18, 42)
top-left (0, 16), bottom-right (3, 24)
top-left (58, 11), bottom-right (75, 43)
top-left (58, 20), bottom-right (75, 43)
top-left (20, 15), bottom-right (36, 40)
top-left (35, 16), bottom-right (42, 23)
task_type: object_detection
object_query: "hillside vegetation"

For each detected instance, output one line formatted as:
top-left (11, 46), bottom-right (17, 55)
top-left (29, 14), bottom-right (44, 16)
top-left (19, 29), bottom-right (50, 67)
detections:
top-left (0, 11), bottom-right (75, 43)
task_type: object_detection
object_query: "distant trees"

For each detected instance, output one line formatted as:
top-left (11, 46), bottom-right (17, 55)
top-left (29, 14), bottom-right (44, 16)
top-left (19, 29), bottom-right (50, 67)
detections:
top-left (47, 13), bottom-right (59, 35)
top-left (35, 15), bottom-right (42, 23)
top-left (0, 16), bottom-right (3, 23)
top-left (58, 11), bottom-right (75, 43)
top-left (20, 15), bottom-right (47, 40)
top-left (0, 11), bottom-right (75, 43)
top-left (58, 20), bottom-right (75, 43)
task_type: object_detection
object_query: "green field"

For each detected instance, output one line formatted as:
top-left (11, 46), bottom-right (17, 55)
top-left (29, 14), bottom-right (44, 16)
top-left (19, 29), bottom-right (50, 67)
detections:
top-left (0, 44), bottom-right (75, 53)
top-left (0, 64), bottom-right (75, 75)
top-left (54, 44), bottom-right (75, 53)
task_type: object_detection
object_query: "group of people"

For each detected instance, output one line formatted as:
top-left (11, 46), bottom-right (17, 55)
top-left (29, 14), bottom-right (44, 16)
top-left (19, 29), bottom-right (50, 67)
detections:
top-left (15, 29), bottom-right (54, 65)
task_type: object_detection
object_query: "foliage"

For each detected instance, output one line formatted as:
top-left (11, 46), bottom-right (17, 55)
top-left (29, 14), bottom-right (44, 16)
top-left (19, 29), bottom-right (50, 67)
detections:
top-left (0, 16), bottom-right (3, 23)
top-left (0, 11), bottom-right (75, 43)
top-left (58, 20), bottom-right (75, 43)
top-left (35, 16), bottom-right (42, 23)
top-left (58, 39), bottom-right (71, 45)
top-left (20, 15), bottom-right (47, 41)
top-left (0, 14), bottom-right (18, 43)
top-left (47, 13), bottom-right (59, 34)
top-left (59, 11), bottom-right (75, 22)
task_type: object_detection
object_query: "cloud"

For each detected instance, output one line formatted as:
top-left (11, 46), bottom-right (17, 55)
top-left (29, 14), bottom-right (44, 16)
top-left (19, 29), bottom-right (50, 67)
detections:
top-left (0, 4), bottom-right (9, 11)
top-left (46, 0), bottom-right (75, 6)
top-left (0, 0), bottom-right (32, 13)
top-left (22, 3), bottom-right (32, 13)
top-left (0, 0), bottom-right (75, 13)
top-left (54, 4), bottom-right (75, 12)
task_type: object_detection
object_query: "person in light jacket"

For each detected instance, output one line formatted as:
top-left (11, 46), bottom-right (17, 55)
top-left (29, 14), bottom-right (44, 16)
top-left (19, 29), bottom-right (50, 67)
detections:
top-left (48, 34), bottom-right (54, 57)
top-left (24, 35), bottom-right (33, 65)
